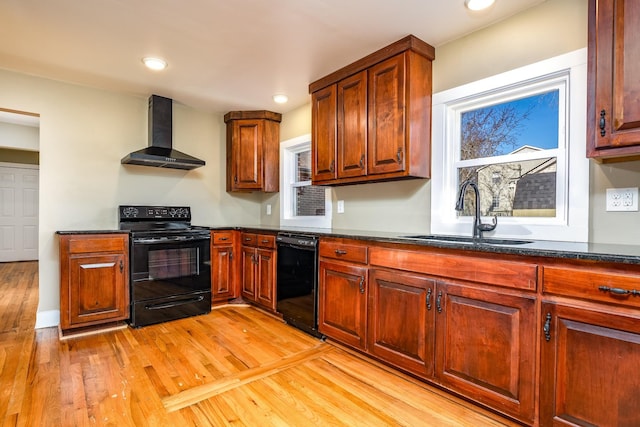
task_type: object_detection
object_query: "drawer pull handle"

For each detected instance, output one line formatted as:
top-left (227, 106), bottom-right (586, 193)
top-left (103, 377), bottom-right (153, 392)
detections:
top-left (261, 239), bottom-right (270, 243)
top-left (245, 237), bottom-right (252, 241)
top-left (335, 249), bottom-right (347, 255)
top-left (599, 109), bottom-right (606, 137)
top-left (543, 312), bottom-right (552, 342)
top-left (426, 288), bottom-right (432, 311)
top-left (358, 276), bottom-right (365, 294)
top-left (598, 286), bottom-right (640, 296)
top-left (219, 237), bottom-right (228, 241)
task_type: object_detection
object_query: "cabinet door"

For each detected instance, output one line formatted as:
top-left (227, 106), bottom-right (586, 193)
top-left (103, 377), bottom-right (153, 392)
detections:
top-left (589, 0), bottom-right (640, 157)
top-left (230, 119), bottom-right (263, 190)
top-left (318, 260), bottom-right (368, 349)
top-left (540, 302), bottom-right (640, 427)
top-left (66, 253), bottom-right (128, 329)
top-left (435, 281), bottom-right (536, 424)
top-left (240, 246), bottom-right (256, 301)
top-left (368, 269), bottom-right (435, 378)
top-left (367, 53), bottom-right (406, 175)
top-left (211, 244), bottom-right (235, 302)
top-left (256, 248), bottom-right (276, 310)
top-left (337, 71), bottom-right (367, 179)
top-left (312, 85), bottom-right (337, 182)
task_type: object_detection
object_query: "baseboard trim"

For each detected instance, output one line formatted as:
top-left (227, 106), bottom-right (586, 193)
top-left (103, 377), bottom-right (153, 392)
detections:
top-left (35, 310), bottom-right (60, 329)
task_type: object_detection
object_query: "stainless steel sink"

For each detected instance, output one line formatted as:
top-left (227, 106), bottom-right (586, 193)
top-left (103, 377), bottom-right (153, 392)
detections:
top-left (401, 235), bottom-right (533, 245)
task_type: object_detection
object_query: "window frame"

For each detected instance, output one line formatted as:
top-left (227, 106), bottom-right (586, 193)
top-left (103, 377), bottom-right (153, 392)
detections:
top-left (280, 134), bottom-right (332, 228)
top-left (431, 49), bottom-right (589, 242)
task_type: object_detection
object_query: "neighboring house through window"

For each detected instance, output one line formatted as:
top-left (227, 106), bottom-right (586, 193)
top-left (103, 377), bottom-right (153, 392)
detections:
top-left (431, 49), bottom-right (589, 242)
top-left (280, 134), bottom-right (332, 228)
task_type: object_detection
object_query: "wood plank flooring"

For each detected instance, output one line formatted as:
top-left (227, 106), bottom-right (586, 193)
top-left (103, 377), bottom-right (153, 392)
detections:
top-left (0, 261), bottom-right (521, 426)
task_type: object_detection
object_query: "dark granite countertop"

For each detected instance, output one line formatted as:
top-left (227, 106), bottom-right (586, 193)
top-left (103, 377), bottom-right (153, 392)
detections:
top-left (56, 230), bottom-right (129, 235)
top-left (209, 225), bottom-right (640, 265)
top-left (57, 226), bottom-right (640, 265)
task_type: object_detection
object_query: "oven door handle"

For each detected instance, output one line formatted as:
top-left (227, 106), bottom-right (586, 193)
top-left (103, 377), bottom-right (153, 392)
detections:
top-left (134, 236), bottom-right (210, 244)
top-left (144, 295), bottom-right (205, 310)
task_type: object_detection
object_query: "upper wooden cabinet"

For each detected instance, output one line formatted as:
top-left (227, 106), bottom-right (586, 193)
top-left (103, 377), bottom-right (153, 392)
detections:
top-left (587, 0), bottom-right (640, 161)
top-left (310, 35), bottom-right (435, 185)
top-left (224, 110), bottom-right (282, 192)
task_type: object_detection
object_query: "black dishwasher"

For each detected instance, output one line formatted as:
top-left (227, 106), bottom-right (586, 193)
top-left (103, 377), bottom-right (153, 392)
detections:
top-left (276, 232), bottom-right (322, 338)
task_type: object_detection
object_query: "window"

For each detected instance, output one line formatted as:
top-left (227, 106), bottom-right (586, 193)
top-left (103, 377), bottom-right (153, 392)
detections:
top-left (431, 49), bottom-right (589, 242)
top-left (280, 134), bottom-right (332, 228)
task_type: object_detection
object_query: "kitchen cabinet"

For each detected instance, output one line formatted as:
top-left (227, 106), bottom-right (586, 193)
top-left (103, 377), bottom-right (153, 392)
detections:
top-left (240, 232), bottom-right (277, 311)
top-left (224, 110), bottom-right (282, 192)
top-left (435, 280), bottom-right (536, 424)
top-left (318, 242), bottom-right (538, 424)
top-left (318, 239), bottom-right (368, 349)
top-left (368, 268), bottom-right (435, 378)
top-left (59, 233), bottom-right (129, 332)
top-left (309, 35), bottom-right (434, 185)
top-left (540, 302), bottom-right (640, 427)
top-left (587, 0), bottom-right (640, 161)
top-left (540, 261), bottom-right (640, 426)
top-left (211, 231), bottom-right (238, 303)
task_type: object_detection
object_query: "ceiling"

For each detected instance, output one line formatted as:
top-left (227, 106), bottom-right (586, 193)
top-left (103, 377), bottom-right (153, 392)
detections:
top-left (0, 0), bottom-right (545, 115)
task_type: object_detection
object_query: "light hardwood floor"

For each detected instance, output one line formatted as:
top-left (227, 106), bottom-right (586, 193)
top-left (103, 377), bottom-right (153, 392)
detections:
top-left (1, 261), bottom-right (521, 426)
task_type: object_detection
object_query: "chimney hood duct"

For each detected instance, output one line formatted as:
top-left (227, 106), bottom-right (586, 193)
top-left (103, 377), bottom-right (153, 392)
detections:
top-left (121, 95), bottom-right (205, 170)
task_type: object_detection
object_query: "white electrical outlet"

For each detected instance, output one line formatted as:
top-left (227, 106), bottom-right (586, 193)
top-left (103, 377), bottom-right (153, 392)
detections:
top-left (266, 204), bottom-right (272, 215)
top-left (606, 188), bottom-right (639, 211)
top-left (337, 200), bottom-right (345, 213)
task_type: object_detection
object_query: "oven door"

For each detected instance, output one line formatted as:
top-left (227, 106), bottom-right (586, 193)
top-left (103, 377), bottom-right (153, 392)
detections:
top-left (130, 236), bottom-right (211, 301)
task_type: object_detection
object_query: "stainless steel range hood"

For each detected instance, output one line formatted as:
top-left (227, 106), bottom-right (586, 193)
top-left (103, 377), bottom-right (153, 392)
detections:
top-left (121, 95), bottom-right (205, 170)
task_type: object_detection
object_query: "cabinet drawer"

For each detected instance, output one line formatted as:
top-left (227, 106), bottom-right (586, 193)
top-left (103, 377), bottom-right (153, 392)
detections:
top-left (320, 240), bottom-right (368, 264)
top-left (256, 234), bottom-right (275, 249)
top-left (241, 233), bottom-right (257, 246)
top-left (543, 265), bottom-right (640, 309)
top-left (66, 234), bottom-right (128, 254)
top-left (212, 231), bottom-right (234, 245)
top-left (369, 247), bottom-right (537, 291)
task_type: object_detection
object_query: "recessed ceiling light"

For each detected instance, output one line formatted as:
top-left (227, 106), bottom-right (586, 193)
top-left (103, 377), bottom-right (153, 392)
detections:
top-left (273, 94), bottom-right (288, 104)
top-left (465, 0), bottom-right (495, 11)
top-left (142, 57), bottom-right (167, 71)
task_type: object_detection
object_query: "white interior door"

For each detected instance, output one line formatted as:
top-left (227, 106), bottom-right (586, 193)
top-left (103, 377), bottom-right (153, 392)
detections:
top-left (0, 163), bottom-right (39, 262)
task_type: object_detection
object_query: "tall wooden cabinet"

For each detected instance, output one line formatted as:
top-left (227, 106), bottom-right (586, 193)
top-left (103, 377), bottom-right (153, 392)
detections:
top-left (224, 110), bottom-right (282, 192)
top-left (310, 35), bottom-right (435, 185)
top-left (58, 233), bottom-right (129, 332)
top-left (587, 0), bottom-right (640, 160)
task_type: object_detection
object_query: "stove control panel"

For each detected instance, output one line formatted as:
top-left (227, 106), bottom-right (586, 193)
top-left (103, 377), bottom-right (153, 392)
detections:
top-left (119, 205), bottom-right (191, 221)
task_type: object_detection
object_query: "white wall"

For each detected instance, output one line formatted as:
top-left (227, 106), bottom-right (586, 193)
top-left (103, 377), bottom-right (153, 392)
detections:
top-left (0, 69), bottom-right (262, 326)
top-left (0, 122), bottom-right (39, 151)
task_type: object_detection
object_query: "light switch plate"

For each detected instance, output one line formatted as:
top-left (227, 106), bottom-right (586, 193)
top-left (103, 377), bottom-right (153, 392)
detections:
top-left (606, 187), bottom-right (639, 211)
top-left (337, 200), bottom-right (345, 213)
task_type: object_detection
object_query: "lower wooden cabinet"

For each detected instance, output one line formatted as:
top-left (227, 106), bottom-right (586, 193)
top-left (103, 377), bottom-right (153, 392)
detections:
top-left (59, 233), bottom-right (129, 331)
top-left (211, 231), bottom-right (238, 303)
top-left (540, 302), bottom-right (640, 427)
top-left (318, 260), bottom-right (368, 350)
top-left (240, 232), bottom-right (277, 311)
top-left (435, 281), bottom-right (536, 425)
top-left (368, 269), bottom-right (435, 378)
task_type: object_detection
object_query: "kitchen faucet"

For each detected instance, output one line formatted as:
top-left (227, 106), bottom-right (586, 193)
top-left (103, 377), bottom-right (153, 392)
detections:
top-left (455, 180), bottom-right (497, 240)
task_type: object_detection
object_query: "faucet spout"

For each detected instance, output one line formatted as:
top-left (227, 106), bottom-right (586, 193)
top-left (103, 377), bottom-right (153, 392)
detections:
top-left (455, 180), bottom-right (498, 240)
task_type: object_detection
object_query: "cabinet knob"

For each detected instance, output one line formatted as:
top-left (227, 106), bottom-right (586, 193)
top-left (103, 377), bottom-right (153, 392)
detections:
top-left (396, 147), bottom-right (403, 163)
top-left (358, 276), bottom-right (365, 294)
top-left (359, 154), bottom-right (365, 169)
top-left (329, 160), bottom-right (335, 173)
top-left (119, 260), bottom-right (123, 273)
top-left (426, 288), bottom-right (432, 311)
top-left (436, 291), bottom-right (443, 313)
